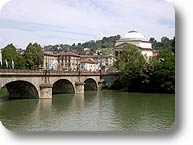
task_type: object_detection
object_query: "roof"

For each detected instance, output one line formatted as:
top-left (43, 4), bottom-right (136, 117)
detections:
top-left (114, 43), bottom-right (152, 50)
top-left (57, 52), bottom-right (80, 57)
top-left (120, 30), bottom-right (148, 41)
top-left (80, 59), bottom-right (101, 64)
top-left (43, 51), bottom-right (56, 56)
top-left (80, 55), bottom-right (113, 59)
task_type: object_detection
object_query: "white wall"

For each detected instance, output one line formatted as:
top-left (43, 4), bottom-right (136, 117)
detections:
top-left (139, 42), bottom-right (152, 49)
top-left (84, 63), bottom-right (99, 72)
top-left (141, 49), bottom-right (153, 57)
top-left (115, 40), bottom-right (152, 49)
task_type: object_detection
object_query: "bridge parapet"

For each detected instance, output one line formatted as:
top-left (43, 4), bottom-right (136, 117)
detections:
top-left (0, 69), bottom-right (100, 76)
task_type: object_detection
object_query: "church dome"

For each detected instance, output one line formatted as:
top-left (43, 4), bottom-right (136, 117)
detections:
top-left (121, 30), bottom-right (146, 40)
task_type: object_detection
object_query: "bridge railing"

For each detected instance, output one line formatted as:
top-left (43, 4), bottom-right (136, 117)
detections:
top-left (0, 69), bottom-right (43, 73)
top-left (0, 69), bottom-right (101, 74)
top-left (0, 69), bottom-right (118, 76)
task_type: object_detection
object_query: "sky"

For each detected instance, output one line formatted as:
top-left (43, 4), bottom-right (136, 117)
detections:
top-left (0, 0), bottom-right (175, 48)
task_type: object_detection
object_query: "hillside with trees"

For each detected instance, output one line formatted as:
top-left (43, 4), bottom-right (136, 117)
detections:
top-left (44, 35), bottom-right (174, 55)
top-left (43, 35), bottom-right (121, 54)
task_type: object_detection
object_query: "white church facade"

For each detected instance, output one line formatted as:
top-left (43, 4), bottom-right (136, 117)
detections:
top-left (114, 31), bottom-right (153, 58)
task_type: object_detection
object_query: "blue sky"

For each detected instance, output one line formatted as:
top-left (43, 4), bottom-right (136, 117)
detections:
top-left (0, 0), bottom-right (175, 48)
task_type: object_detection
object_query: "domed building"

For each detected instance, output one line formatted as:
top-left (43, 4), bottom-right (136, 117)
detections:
top-left (114, 31), bottom-right (153, 58)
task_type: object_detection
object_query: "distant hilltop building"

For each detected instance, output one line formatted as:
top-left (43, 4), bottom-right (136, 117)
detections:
top-left (83, 48), bottom-right (91, 55)
top-left (114, 30), bottom-right (154, 58)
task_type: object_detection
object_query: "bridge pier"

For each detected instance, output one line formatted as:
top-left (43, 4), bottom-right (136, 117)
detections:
top-left (98, 79), bottom-right (106, 90)
top-left (75, 82), bottom-right (84, 94)
top-left (39, 83), bottom-right (53, 99)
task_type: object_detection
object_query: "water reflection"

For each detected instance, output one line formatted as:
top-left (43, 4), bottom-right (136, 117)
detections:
top-left (32, 99), bottom-right (52, 118)
top-left (0, 91), bottom-right (175, 131)
top-left (111, 93), bottom-right (175, 131)
top-left (52, 94), bottom-right (74, 113)
top-left (0, 99), bottom-right (38, 130)
top-left (84, 91), bottom-right (99, 108)
top-left (74, 93), bottom-right (84, 109)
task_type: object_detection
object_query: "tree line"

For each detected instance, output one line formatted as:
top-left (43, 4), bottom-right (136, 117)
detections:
top-left (43, 35), bottom-right (174, 55)
top-left (150, 36), bottom-right (175, 52)
top-left (1, 43), bottom-right (43, 69)
top-left (44, 35), bottom-right (121, 55)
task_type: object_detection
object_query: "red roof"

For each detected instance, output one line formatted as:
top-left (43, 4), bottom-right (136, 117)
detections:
top-left (80, 59), bottom-right (100, 64)
top-left (80, 55), bottom-right (113, 59)
top-left (57, 52), bottom-right (80, 57)
top-left (43, 51), bottom-right (56, 56)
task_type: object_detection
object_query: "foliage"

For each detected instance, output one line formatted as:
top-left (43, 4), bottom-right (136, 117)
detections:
top-left (150, 48), bottom-right (175, 93)
top-left (112, 37), bottom-right (175, 93)
top-left (24, 43), bottom-right (44, 69)
top-left (149, 36), bottom-right (175, 50)
top-left (43, 35), bottom-right (120, 54)
top-left (1, 44), bottom-right (25, 69)
top-left (99, 48), bottom-right (113, 55)
top-left (113, 44), bottom-right (149, 91)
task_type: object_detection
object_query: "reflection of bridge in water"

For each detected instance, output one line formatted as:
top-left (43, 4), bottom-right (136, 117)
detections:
top-left (0, 69), bottom-right (118, 99)
top-left (0, 92), bottom-right (100, 131)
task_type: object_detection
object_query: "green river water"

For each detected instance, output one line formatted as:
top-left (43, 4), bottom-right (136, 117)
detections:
top-left (0, 91), bottom-right (175, 131)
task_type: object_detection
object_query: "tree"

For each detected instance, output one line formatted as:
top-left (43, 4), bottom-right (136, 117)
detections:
top-left (150, 48), bottom-right (175, 93)
top-left (113, 44), bottom-right (148, 91)
top-left (161, 36), bottom-right (171, 49)
top-left (24, 43), bottom-right (44, 69)
top-left (149, 37), bottom-right (157, 49)
top-left (171, 36), bottom-right (175, 53)
top-left (1, 44), bottom-right (25, 69)
top-left (149, 36), bottom-right (174, 50)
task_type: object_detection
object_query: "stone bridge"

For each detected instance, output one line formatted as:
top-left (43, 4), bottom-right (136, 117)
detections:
top-left (0, 70), bottom-right (107, 99)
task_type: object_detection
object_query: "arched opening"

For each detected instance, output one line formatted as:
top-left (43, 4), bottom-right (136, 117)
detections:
top-left (53, 79), bottom-right (75, 94)
top-left (84, 78), bottom-right (98, 91)
top-left (4, 81), bottom-right (39, 99)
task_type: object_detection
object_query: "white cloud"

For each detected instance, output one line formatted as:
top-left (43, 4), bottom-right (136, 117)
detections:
top-left (0, 0), bottom-right (10, 10)
top-left (0, 0), bottom-right (175, 48)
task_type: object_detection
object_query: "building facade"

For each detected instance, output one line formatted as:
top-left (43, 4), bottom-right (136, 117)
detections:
top-left (57, 52), bottom-right (80, 71)
top-left (114, 30), bottom-right (153, 58)
top-left (80, 54), bottom-right (114, 72)
top-left (80, 59), bottom-right (100, 72)
top-left (43, 51), bottom-right (81, 71)
top-left (43, 51), bottom-right (114, 72)
top-left (43, 51), bottom-right (58, 70)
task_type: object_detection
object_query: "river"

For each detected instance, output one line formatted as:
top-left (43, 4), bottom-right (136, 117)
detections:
top-left (0, 91), bottom-right (175, 131)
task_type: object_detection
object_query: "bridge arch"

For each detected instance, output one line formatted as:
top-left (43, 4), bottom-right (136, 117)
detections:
top-left (1, 80), bottom-right (39, 99)
top-left (53, 79), bottom-right (75, 94)
top-left (84, 78), bottom-right (98, 91)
